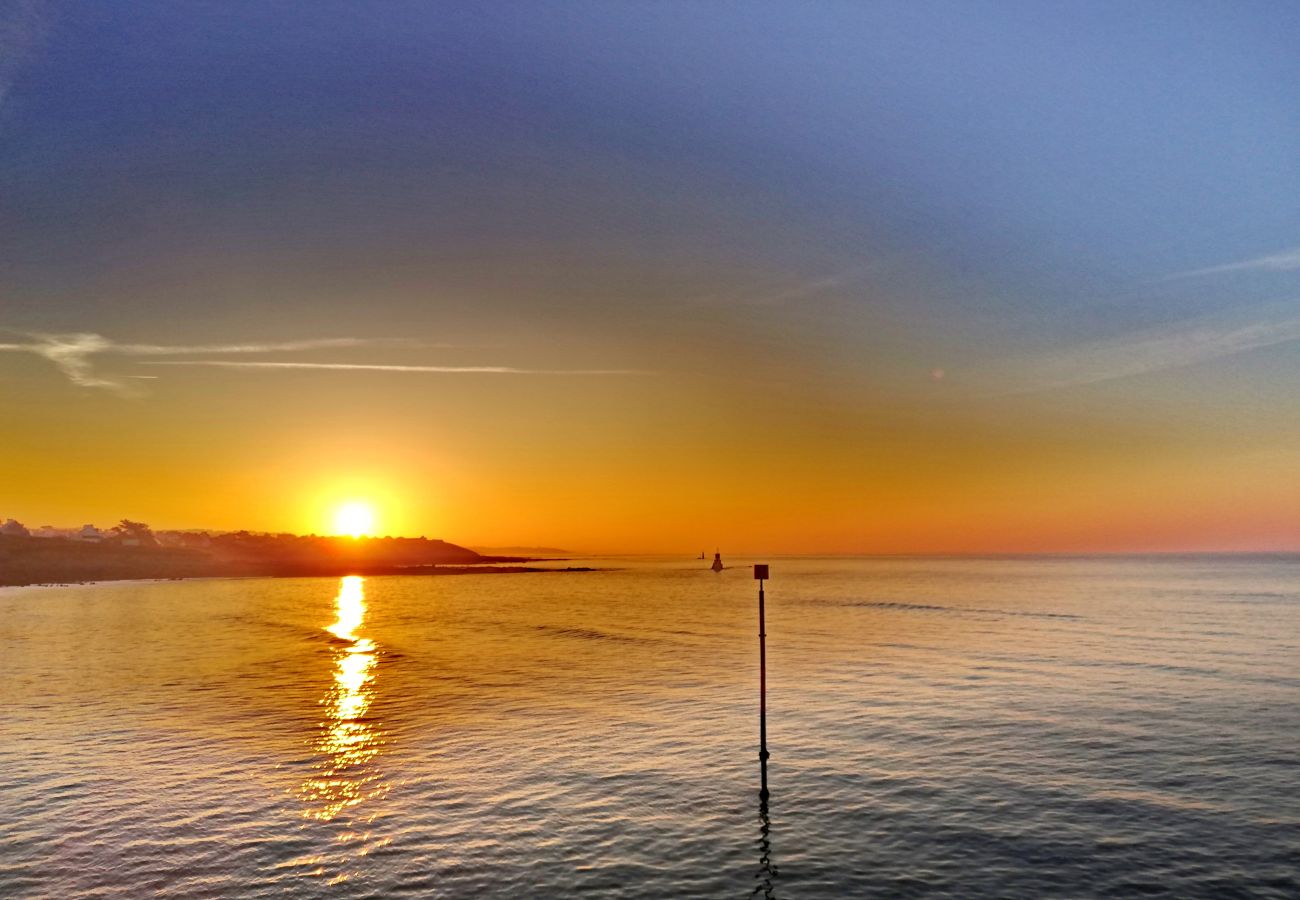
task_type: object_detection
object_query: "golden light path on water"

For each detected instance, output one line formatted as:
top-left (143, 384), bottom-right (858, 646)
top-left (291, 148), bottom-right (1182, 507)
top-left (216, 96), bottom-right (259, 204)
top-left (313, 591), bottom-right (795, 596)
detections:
top-left (300, 576), bottom-right (388, 833)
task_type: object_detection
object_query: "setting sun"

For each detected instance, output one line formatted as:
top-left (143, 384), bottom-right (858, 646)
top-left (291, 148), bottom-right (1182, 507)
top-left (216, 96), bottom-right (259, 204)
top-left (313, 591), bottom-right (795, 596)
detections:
top-left (333, 502), bottom-right (376, 539)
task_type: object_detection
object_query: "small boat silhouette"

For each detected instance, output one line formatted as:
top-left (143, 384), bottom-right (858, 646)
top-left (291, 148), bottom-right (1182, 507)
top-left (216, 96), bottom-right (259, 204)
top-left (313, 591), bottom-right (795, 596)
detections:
top-left (711, 551), bottom-right (724, 572)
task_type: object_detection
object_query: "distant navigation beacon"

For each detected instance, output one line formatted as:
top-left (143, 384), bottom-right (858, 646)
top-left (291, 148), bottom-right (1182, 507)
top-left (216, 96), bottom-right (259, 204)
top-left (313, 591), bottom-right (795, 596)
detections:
top-left (711, 551), bottom-right (724, 572)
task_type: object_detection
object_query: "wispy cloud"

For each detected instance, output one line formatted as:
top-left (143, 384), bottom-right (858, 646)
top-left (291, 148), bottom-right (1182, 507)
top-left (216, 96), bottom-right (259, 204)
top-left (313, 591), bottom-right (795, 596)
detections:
top-left (0, 332), bottom-right (129, 392)
top-left (992, 301), bottom-right (1300, 395)
top-left (0, 332), bottom-right (406, 396)
top-left (0, 330), bottom-right (649, 395)
top-left (691, 266), bottom-right (878, 307)
top-left (142, 361), bottom-right (652, 375)
top-left (743, 272), bottom-right (857, 306)
top-left (115, 338), bottom-right (383, 355)
top-left (1163, 246), bottom-right (1300, 280)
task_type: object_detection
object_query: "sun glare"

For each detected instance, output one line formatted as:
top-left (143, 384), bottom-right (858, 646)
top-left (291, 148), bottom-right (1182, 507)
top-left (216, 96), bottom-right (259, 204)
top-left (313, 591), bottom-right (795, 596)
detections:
top-left (334, 502), bottom-right (376, 538)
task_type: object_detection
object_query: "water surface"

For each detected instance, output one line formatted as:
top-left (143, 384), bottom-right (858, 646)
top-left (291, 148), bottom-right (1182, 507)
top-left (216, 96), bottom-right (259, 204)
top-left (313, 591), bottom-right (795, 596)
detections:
top-left (2, 557), bottom-right (1298, 897)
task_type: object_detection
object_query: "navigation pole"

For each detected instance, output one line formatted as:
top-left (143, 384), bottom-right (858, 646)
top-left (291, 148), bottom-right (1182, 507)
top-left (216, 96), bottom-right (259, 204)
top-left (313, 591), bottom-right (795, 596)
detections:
top-left (755, 563), bottom-right (770, 802)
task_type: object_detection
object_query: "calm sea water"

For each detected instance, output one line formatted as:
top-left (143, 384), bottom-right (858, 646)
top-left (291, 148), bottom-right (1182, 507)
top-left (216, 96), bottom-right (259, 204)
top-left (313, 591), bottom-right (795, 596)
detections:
top-left (1, 556), bottom-right (1298, 898)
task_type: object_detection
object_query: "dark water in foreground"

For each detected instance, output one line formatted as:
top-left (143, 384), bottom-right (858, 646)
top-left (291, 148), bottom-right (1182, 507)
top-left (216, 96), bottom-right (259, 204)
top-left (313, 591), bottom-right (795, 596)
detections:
top-left (1, 556), bottom-right (1298, 898)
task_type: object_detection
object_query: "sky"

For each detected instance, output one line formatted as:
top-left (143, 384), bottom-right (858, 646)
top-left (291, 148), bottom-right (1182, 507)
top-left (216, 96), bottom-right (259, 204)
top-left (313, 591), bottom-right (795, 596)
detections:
top-left (2, 0), bottom-right (1298, 553)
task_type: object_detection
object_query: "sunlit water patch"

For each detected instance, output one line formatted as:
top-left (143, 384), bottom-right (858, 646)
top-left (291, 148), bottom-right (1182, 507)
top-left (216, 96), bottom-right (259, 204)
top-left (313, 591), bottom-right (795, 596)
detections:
top-left (305, 576), bottom-right (385, 818)
top-left (292, 576), bottom-right (391, 883)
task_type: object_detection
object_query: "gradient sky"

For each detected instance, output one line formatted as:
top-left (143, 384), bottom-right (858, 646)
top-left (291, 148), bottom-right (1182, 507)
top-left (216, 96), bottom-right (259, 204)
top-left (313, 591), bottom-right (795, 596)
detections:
top-left (2, 1), bottom-right (1298, 552)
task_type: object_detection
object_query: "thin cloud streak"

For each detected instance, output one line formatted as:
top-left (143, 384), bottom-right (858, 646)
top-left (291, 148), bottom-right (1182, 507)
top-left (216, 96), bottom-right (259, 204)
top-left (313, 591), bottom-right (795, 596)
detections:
top-left (0, 330), bottom-right (650, 394)
top-left (690, 266), bottom-right (878, 307)
top-left (993, 302), bottom-right (1300, 395)
top-left (748, 272), bottom-right (855, 306)
top-left (1164, 246), bottom-right (1300, 280)
top-left (0, 332), bottom-right (430, 395)
top-left (143, 361), bottom-right (653, 375)
top-left (0, 332), bottom-right (137, 393)
top-left (115, 338), bottom-right (392, 355)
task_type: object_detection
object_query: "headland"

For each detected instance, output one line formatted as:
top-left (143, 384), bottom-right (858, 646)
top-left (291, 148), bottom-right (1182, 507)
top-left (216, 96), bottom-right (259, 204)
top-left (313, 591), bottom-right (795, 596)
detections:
top-left (0, 522), bottom-right (586, 586)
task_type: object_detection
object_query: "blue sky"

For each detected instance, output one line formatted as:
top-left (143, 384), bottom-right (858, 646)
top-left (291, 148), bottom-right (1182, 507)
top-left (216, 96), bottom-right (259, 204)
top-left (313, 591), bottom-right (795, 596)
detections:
top-left (5, 2), bottom-right (1298, 328)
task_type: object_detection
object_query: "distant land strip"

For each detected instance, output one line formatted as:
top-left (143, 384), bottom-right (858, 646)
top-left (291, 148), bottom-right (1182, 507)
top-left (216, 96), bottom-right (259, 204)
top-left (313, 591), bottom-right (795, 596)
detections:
top-left (0, 528), bottom-right (592, 587)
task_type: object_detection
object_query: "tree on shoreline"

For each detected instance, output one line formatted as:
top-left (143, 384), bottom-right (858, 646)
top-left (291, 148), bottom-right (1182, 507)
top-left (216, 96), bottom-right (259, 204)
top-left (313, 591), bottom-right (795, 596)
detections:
top-left (112, 520), bottom-right (157, 546)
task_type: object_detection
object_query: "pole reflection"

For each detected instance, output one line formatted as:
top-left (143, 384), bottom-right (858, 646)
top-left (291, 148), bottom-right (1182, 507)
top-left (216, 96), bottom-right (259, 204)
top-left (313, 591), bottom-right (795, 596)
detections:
top-left (753, 796), bottom-right (780, 899)
top-left (301, 575), bottom-right (388, 822)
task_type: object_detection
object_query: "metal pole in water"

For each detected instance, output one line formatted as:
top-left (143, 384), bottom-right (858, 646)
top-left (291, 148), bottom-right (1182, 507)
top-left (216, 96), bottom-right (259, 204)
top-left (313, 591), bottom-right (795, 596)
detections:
top-left (755, 563), bottom-right (770, 802)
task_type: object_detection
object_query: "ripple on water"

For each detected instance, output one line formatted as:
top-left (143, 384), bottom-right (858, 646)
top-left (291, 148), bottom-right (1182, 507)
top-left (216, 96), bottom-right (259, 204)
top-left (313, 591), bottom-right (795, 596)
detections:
top-left (1, 558), bottom-right (1298, 898)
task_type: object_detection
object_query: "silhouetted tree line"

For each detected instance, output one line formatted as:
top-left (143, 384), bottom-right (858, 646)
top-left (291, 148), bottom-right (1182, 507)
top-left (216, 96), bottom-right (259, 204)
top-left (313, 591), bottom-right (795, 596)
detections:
top-left (0, 523), bottom-right (488, 586)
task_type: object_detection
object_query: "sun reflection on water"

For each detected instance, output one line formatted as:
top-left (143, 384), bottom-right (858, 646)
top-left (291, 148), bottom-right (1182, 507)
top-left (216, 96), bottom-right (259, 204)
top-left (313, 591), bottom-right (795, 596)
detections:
top-left (301, 576), bottom-right (387, 823)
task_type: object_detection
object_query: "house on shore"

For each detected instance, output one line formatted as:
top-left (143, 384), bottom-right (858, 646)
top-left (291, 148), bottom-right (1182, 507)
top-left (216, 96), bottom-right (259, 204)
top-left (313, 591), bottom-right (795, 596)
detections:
top-left (74, 524), bottom-right (105, 543)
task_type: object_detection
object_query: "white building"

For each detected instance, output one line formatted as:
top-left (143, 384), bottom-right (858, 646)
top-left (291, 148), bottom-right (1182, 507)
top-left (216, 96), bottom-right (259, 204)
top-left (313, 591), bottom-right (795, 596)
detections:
top-left (74, 524), bottom-right (104, 542)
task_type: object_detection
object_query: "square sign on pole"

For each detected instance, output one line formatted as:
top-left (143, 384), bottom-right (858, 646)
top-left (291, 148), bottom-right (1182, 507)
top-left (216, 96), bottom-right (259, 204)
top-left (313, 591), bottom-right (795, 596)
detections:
top-left (754, 564), bottom-right (769, 580)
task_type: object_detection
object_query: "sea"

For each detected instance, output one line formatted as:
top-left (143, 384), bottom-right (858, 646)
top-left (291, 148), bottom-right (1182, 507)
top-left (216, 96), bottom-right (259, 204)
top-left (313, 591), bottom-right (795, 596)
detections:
top-left (1, 556), bottom-right (1297, 898)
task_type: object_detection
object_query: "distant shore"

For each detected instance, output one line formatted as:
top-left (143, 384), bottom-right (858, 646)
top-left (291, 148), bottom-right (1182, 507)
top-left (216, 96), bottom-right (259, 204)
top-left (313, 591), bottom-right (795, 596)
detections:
top-left (0, 531), bottom-right (590, 587)
top-left (1, 564), bottom-right (596, 589)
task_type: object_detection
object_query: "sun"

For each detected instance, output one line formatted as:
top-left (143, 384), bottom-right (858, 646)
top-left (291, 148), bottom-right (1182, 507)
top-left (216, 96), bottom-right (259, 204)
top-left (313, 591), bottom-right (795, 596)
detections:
top-left (333, 502), bottom-right (376, 538)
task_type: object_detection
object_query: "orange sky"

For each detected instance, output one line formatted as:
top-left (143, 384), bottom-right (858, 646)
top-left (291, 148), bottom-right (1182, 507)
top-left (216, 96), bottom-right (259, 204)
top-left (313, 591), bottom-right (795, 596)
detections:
top-left (2, 341), bottom-right (1297, 553)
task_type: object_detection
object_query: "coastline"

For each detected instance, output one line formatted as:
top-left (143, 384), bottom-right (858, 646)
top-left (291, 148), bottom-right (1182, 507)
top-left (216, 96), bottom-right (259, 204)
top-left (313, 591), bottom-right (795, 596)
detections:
top-left (0, 531), bottom-right (595, 588)
top-left (0, 564), bottom-right (597, 589)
